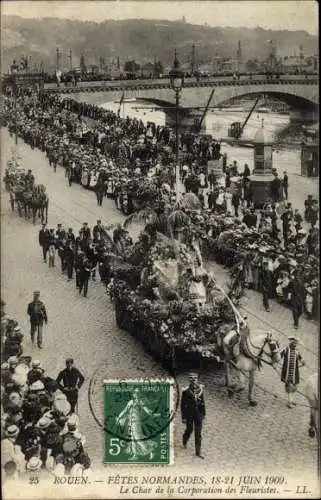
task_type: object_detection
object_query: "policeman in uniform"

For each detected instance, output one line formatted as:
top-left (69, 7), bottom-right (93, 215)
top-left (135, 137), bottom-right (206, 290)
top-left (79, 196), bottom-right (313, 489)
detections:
top-left (78, 258), bottom-right (92, 297)
top-left (27, 291), bottom-right (48, 349)
top-left (181, 373), bottom-right (206, 459)
top-left (93, 220), bottom-right (104, 244)
top-left (56, 358), bottom-right (85, 413)
top-left (80, 222), bottom-right (91, 241)
top-left (74, 249), bottom-right (85, 289)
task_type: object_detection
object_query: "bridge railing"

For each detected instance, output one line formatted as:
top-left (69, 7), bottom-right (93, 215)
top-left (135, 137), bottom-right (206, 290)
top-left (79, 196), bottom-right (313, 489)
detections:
top-left (44, 76), bottom-right (318, 94)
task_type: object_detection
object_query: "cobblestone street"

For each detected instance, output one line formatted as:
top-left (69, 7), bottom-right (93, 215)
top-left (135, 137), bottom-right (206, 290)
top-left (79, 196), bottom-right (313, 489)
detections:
top-left (1, 128), bottom-right (318, 479)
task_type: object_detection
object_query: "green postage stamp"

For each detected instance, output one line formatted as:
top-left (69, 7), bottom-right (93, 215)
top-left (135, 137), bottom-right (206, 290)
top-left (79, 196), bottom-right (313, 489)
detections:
top-left (104, 379), bottom-right (174, 464)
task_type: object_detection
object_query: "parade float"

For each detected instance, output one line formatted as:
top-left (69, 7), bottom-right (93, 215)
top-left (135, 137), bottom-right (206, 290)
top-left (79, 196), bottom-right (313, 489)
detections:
top-left (106, 187), bottom-right (241, 371)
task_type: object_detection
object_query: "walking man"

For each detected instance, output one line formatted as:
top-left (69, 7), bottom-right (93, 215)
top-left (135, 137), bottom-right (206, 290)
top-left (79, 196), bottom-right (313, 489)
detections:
top-left (181, 373), bottom-right (206, 459)
top-left (78, 258), bottom-right (92, 297)
top-left (260, 260), bottom-right (272, 312)
top-left (38, 223), bottom-right (50, 263)
top-left (56, 358), bottom-right (85, 413)
top-left (288, 271), bottom-right (305, 329)
top-left (27, 291), bottom-right (48, 349)
top-left (64, 243), bottom-right (75, 281)
top-left (281, 336), bottom-right (304, 408)
top-left (283, 171), bottom-right (289, 200)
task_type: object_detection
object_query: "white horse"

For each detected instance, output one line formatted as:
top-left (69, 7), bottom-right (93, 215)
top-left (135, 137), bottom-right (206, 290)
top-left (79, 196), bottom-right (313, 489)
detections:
top-left (223, 330), bottom-right (281, 406)
top-left (304, 373), bottom-right (319, 439)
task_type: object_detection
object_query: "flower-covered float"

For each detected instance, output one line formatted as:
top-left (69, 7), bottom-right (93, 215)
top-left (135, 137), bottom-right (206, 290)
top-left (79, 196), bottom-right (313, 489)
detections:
top-left (107, 216), bottom-right (239, 372)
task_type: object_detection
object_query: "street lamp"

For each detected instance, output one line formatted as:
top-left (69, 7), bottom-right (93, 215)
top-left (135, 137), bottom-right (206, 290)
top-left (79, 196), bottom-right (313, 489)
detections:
top-left (169, 49), bottom-right (184, 201)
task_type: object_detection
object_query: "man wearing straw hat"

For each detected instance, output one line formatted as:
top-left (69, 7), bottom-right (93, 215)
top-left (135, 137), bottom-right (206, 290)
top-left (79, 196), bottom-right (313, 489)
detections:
top-left (181, 373), bottom-right (206, 459)
top-left (280, 336), bottom-right (305, 408)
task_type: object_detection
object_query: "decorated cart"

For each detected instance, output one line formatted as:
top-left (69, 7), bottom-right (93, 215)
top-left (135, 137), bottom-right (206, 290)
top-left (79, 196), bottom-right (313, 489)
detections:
top-left (108, 228), bottom-right (238, 372)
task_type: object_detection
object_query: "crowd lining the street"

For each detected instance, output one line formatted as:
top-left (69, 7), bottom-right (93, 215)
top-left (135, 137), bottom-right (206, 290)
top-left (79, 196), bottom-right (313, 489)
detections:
top-left (1, 300), bottom-right (90, 481)
top-left (3, 92), bottom-right (319, 325)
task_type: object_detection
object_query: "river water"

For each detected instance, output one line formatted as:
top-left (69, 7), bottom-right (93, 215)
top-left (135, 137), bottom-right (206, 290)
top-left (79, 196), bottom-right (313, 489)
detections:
top-left (101, 100), bottom-right (303, 175)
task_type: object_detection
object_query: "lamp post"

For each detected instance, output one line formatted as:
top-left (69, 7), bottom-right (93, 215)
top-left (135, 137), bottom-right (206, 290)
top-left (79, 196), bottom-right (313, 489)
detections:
top-left (169, 49), bottom-right (184, 202)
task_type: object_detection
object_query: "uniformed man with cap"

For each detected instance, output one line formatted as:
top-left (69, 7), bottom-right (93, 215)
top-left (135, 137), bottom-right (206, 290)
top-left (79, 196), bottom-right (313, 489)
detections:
top-left (78, 257), bottom-right (92, 297)
top-left (56, 358), bottom-right (85, 413)
top-left (27, 291), bottom-right (48, 349)
top-left (93, 220), bottom-right (104, 244)
top-left (181, 373), bottom-right (206, 459)
top-left (80, 222), bottom-right (91, 241)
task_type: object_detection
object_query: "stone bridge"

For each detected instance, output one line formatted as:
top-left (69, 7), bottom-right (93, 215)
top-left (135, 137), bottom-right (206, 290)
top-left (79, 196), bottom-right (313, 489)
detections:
top-left (48, 77), bottom-right (319, 123)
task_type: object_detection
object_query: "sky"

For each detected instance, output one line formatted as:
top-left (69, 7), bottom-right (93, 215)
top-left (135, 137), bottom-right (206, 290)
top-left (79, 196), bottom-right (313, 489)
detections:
top-left (3, 0), bottom-right (318, 35)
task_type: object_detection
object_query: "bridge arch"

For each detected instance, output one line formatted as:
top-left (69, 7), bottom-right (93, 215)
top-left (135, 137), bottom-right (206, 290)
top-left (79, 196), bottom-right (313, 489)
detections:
top-left (216, 91), bottom-right (317, 111)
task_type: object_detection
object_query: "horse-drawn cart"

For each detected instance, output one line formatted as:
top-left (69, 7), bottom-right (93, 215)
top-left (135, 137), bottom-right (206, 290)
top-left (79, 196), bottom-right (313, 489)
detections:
top-left (114, 296), bottom-right (220, 372)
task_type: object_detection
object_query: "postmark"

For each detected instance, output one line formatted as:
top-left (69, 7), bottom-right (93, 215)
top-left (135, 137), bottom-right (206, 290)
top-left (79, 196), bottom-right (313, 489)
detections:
top-left (103, 379), bottom-right (174, 464)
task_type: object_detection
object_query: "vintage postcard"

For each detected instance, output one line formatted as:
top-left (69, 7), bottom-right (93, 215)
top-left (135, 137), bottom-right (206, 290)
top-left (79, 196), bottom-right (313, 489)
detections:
top-left (1, 0), bottom-right (319, 499)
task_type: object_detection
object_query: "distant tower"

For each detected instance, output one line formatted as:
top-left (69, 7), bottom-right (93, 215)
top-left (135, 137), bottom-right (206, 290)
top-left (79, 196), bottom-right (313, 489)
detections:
top-left (99, 56), bottom-right (105, 71)
top-left (191, 44), bottom-right (196, 74)
top-left (80, 53), bottom-right (86, 73)
top-left (236, 40), bottom-right (242, 73)
top-left (68, 49), bottom-right (73, 71)
top-left (299, 45), bottom-right (304, 60)
top-left (117, 56), bottom-right (120, 69)
top-left (56, 47), bottom-right (61, 71)
top-left (236, 40), bottom-right (242, 60)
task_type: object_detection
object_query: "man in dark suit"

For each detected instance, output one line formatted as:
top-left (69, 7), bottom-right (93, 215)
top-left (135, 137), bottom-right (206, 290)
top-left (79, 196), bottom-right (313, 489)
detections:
top-left (93, 220), bottom-right (105, 244)
top-left (80, 222), bottom-right (91, 241)
top-left (38, 224), bottom-right (50, 263)
top-left (27, 291), bottom-right (48, 349)
top-left (56, 358), bottom-right (85, 413)
top-left (288, 271), bottom-right (305, 329)
top-left (181, 373), bottom-right (206, 459)
top-left (78, 258), bottom-right (92, 297)
top-left (260, 260), bottom-right (272, 312)
top-left (283, 171), bottom-right (289, 200)
top-left (64, 243), bottom-right (75, 281)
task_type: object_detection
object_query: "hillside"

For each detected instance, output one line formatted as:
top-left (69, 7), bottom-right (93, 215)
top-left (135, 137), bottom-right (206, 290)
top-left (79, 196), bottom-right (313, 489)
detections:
top-left (1, 16), bottom-right (318, 73)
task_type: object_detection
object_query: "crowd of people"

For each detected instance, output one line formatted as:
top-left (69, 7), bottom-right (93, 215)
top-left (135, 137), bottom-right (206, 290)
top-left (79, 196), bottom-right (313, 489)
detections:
top-left (1, 301), bottom-right (90, 481)
top-left (3, 90), bottom-right (319, 325)
top-left (38, 219), bottom-right (127, 298)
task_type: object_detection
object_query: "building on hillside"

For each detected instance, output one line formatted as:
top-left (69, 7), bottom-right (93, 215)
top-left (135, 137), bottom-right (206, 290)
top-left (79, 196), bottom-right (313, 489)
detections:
top-left (86, 64), bottom-right (100, 75)
top-left (220, 58), bottom-right (244, 74)
top-left (140, 62), bottom-right (155, 78)
top-left (280, 55), bottom-right (310, 73)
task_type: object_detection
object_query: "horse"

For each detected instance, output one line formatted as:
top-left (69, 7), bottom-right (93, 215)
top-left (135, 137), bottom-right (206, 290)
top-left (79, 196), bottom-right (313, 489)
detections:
top-left (304, 373), bottom-right (319, 440)
top-left (221, 328), bottom-right (281, 406)
top-left (29, 193), bottom-right (49, 224)
top-left (28, 185), bottom-right (48, 224)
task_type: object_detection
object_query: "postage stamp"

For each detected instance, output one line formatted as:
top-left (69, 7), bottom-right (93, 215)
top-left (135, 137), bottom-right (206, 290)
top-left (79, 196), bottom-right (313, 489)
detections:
top-left (103, 379), bottom-right (174, 464)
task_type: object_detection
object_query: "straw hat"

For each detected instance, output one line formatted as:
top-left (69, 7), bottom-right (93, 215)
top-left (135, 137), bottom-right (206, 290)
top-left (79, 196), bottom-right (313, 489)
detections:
top-left (26, 457), bottom-right (42, 472)
top-left (29, 380), bottom-right (45, 392)
top-left (5, 425), bottom-right (19, 439)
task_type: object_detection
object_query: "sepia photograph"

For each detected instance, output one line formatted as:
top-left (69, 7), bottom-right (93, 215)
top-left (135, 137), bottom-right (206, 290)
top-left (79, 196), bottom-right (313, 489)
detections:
top-left (1, 1), bottom-right (319, 498)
